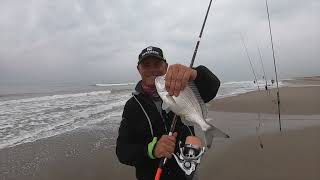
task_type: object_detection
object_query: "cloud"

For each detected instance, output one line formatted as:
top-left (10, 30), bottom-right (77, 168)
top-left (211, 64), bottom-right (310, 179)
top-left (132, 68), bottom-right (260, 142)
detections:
top-left (0, 0), bottom-right (319, 84)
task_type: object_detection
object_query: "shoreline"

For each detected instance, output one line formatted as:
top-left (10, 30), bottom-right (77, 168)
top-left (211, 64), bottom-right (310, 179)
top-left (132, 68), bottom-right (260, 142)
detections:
top-left (209, 85), bottom-right (320, 115)
top-left (1, 76), bottom-right (320, 180)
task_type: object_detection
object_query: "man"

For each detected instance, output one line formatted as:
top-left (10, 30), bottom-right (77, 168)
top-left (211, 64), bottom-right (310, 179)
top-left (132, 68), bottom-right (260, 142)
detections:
top-left (116, 46), bottom-right (220, 180)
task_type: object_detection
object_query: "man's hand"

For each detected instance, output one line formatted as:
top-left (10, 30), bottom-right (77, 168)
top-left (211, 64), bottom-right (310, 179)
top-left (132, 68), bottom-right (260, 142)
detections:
top-left (153, 132), bottom-right (178, 159)
top-left (165, 64), bottom-right (197, 97)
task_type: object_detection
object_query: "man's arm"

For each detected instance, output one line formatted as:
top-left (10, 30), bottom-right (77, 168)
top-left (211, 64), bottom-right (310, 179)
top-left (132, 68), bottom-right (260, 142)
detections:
top-left (193, 65), bottom-right (220, 103)
top-left (116, 100), bottom-right (150, 166)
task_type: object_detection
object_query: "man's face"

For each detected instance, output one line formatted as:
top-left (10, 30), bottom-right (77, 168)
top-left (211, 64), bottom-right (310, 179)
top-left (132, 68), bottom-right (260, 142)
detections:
top-left (137, 57), bottom-right (168, 87)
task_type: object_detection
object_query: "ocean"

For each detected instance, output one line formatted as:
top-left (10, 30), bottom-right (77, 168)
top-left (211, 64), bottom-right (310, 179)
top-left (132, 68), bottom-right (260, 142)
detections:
top-left (0, 80), bottom-right (281, 149)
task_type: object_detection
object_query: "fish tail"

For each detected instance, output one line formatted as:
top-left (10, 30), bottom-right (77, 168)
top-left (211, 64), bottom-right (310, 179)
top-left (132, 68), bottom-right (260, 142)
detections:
top-left (204, 121), bottom-right (230, 148)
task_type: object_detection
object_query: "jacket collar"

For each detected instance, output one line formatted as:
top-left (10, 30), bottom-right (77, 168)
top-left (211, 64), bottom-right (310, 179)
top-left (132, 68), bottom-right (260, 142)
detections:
top-left (133, 81), bottom-right (161, 101)
top-left (133, 80), bottom-right (144, 95)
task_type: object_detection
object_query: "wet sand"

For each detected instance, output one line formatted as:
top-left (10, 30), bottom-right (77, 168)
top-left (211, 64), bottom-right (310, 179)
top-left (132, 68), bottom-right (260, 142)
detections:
top-left (0, 129), bottom-right (135, 180)
top-left (200, 76), bottom-right (320, 180)
top-left (2, 112), bottom-right (319, 180)
top-left (200, 125), bottom-right (320, 180)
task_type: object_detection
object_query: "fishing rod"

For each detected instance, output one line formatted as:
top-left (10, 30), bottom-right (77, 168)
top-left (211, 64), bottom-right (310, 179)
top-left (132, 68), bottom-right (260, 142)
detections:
top-left (240, 34), bottom-right (265, 148)
top-left (256, 47), bottom-right (265, 149)
top-left (257, 45), bottom-right (268, 90)
top-left (265, 0), bottom-right (282, 131)
top-left (256, 113), bottom-right (264, 149)
top-left (240, 34), bottom-right (260, 90)
top-left (190, 0), bottom-right (215, 67)
top-left (154, 115), bottom-right (177, 180)
top-left (155, 0), bottom-right (215, 179)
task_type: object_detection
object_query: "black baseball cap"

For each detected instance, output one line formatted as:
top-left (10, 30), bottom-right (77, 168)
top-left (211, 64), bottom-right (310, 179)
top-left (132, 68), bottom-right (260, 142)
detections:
top-left (138, 46), bottom-right (167, 64)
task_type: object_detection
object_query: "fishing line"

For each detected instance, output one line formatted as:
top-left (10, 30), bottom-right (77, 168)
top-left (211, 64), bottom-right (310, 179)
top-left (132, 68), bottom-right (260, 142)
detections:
top-left (240, 34), bottom-right (260, 90)
top-left (257, 45), bottom-right (269, 93)
top-left (256, 45), bottom-right (268, 149)
top-left (240, 34), bottom-right (265, 148)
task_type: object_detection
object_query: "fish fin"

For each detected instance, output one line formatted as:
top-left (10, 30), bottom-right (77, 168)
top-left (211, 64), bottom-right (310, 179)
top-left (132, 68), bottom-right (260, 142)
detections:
top-left (161, 101), bottom-right (170, 111)
top-left (188, 81), bottom-right (208, 119)
top-left (180, 114), bottom-right (194, 126)
top-left (166, 94), bottom-right (176, 104)
top-left (161, 94), bottom-right (176, 112)
top-left (204, 120), bottom-right (230, 148)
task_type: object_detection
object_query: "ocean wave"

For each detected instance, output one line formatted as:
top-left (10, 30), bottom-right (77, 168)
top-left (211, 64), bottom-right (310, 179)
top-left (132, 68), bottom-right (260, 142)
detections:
top-left (222, 80), bottom-right (271, 87)
top-left (0, 79), bottom-right (289, 149)
top-left (95, 83), bottom-right (135, 87)
top-left (0, 94), bottom-right (129, 149)
top-left (217, 80), bottom-right (285, 98)
top-left (0, 90), bottom-right (112, 105)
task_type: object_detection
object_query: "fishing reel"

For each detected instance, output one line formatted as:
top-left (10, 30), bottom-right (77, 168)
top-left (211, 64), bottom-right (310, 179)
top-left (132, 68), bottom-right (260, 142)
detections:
top-left (173, 136), bottom-right (206, 177)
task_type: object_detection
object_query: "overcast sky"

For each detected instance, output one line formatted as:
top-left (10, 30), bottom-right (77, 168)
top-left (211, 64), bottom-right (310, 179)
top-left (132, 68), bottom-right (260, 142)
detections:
top-left (0, 0), bottom-right (319, 85)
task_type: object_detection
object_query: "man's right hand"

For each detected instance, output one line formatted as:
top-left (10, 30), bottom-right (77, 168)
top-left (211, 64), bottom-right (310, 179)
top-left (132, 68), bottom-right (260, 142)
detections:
top-left (153, 132), bottom-right (178, 159)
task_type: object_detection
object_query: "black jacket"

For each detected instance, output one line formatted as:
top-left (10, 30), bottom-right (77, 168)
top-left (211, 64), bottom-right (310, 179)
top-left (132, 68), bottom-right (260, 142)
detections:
top-left (116, 65), bottom-right (220, 180)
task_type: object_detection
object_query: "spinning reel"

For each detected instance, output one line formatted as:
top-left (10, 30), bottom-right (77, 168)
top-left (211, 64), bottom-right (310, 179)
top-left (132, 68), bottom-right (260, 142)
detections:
top-left (173, 136), bottom-right (206, 177)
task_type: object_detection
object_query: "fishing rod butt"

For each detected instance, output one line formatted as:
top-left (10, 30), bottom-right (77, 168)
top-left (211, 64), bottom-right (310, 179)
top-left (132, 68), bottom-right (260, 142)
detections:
top-left (276, 91), bottom-right (282, 132)
top-left (279, 122), bottom-right (282, 132)
top-left (154, 168), bottom-right (163, 180)
top-left (260, 143), bottom-right (264, 149)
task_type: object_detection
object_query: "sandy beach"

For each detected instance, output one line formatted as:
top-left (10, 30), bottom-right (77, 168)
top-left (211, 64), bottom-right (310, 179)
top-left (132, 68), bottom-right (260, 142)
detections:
top-left (200, 125), bottom-right (320, 180)
top-left (1, 76), bottom-right (320, 180)
top-left (200, 76), bottom-right (320, 180)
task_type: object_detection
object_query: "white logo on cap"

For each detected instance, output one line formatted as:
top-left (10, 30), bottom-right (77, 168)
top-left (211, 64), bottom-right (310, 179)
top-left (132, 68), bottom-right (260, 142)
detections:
top-left (147, 47), bottom-right (153, 51)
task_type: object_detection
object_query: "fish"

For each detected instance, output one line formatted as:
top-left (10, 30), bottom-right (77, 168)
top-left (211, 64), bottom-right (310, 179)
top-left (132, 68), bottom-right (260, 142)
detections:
top-left (155, 75), bottom-right (229, 148)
